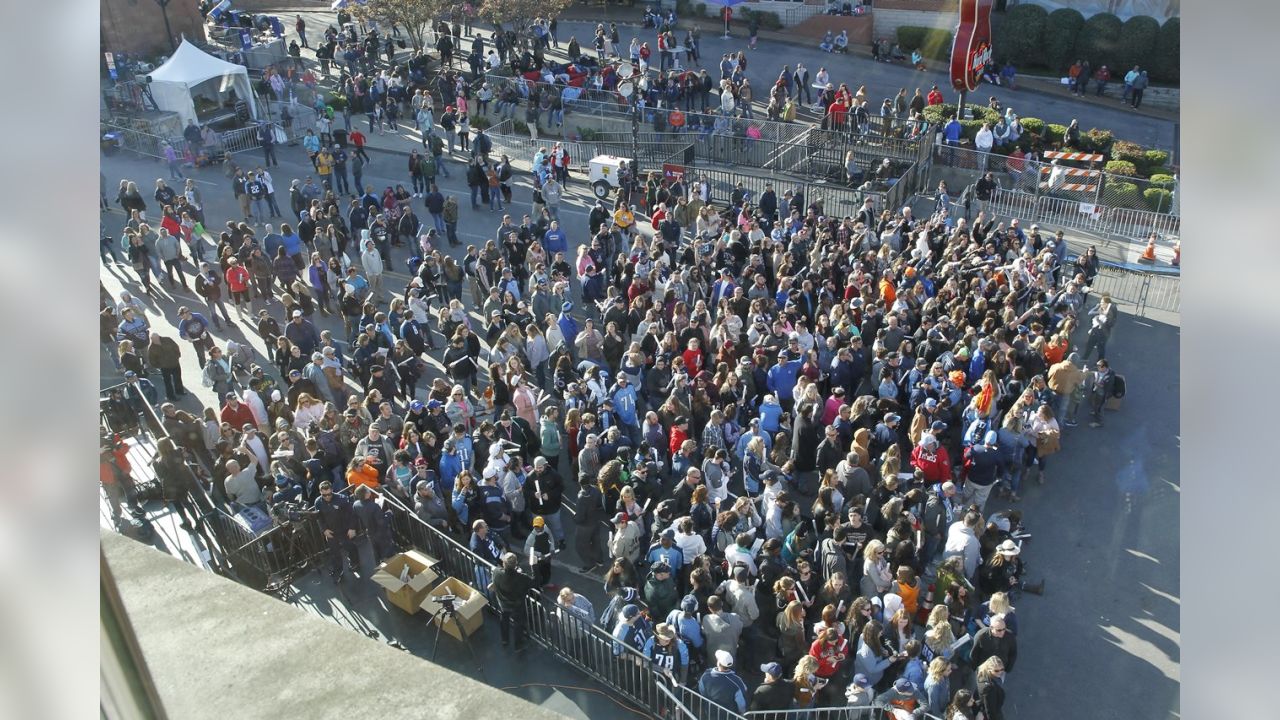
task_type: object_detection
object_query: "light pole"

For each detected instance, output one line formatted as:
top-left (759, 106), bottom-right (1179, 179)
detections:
top-left (154, 0), bottom-right (178, 52)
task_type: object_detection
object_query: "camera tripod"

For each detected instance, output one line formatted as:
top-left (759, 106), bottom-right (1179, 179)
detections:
top-left (429, 597), bottom-right (484, 677)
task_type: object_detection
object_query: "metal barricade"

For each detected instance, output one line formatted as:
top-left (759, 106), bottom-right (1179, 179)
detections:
top-left (1088, 264), bottom-right (1181, 316)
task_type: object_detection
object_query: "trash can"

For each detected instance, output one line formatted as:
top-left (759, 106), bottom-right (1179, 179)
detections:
top-left (331, 128), bottom-right (348, 148)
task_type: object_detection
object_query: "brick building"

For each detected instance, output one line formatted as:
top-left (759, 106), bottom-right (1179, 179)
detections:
top-left (101, 0), bottom-right (208, 58)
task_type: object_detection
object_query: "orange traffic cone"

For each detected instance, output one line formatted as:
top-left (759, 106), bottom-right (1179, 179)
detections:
top-left (1140, 237), bottom-right (1156, 261)
top-left (1171, 241), bottom-right (1180, 267)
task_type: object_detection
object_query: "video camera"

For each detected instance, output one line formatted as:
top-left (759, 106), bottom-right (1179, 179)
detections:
top-left (434, 594), bottom-right (460, 612)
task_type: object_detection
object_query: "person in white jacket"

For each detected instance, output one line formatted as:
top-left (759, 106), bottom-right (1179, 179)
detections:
top-left (360, 238), bottom-right (385, 302)
top-left (672, 517), bottom-right (707, 562)
top-left (943, 510), bottom-right (983, 580)
top-left (240, 386), bottom-right (270, 432)
top-left (974, 123), bottom-right (994, 171)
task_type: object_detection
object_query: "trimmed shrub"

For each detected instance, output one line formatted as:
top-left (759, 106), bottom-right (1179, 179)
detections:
top-left (1108, 181), bottom-right (1145, 209)
top-left (1149, 17), bottom-right (1179, 84)
top-left (748, 10), bottom-right (784, 31)
top-left (1042, 8), bottom-right (1085, 72)
top-left (993, 3), bottom-right (1048, 68)
top-left (327, 93), bottom-right (349, 112)
top-left (1104, 160), bottom-right (1137, 177)
top-left (1045, 123), bottom-right (1067, 145)
top-left (1019, 117), bottom-right (1045, 137)
top-left (897, 26), bottom-right (954, 62)
top-left (1148, 173), bottom-right (1177, 190)
top-left (512, 119), bottom-right (530, 135)
top-left (1142, 149), bottom-right (1170, 173)
top-left (1111, 140), bottom-right (1145, 165)
top-left (1114, 16), bottom-right (1160, 76)
top-left (694, 2), bottom-right (706, 18)
top-left (959, 119), bottom-right (986, 141)
top-left (1144, 188), bottom-right (1173, 213)
top-left (1081, 128), bottom-right (1115, 154)
top-left (922, 103), bottom-right (1000, 127)
top-left (470, 115), bottom-right (491, 130)
top-left (1077, 13), bottom-right (1124, 70)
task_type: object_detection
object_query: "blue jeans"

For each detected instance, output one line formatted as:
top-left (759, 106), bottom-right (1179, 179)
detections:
top-left (489, 185), bottom-right (503, 210)
top-left (470, 185), bottom-right (482, 208)
top-left (434, 153), bottom-right (450, 177)
top-left (429, 212), bottom-right (445, 232)
top-left (550, 108), bottom-right (564, 126)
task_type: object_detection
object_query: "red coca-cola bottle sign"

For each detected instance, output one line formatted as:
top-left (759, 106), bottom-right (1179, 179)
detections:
top-left (950, 0), bottom-right (994, 92)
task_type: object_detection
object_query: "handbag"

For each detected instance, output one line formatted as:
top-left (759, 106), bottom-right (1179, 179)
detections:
top-left (1036, 428), bottom-right (1061, 458)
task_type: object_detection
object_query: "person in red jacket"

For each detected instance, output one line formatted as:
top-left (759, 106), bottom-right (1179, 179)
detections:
top-left (826, 98), bottom-right (849, 131)
top-left (224, 256), bottom-right (252, 313)
top-left (910, 433), bottom-right (953, 484)
top-left (809, 627), bottom-right (849, 690)
top-left (681, 337), bottom-right (705, 376)
top-left (669, 416), bottom-right (690, 458)
top-left (926, 85), bottom-right (944, 106)
top-left (220, 392), bottom-right (257, 430)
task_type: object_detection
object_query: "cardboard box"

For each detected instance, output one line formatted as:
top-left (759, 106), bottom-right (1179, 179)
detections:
top-left (421, 576), bottom-right (488, 640)
top-left (371, 550), bottom-right (441, 614)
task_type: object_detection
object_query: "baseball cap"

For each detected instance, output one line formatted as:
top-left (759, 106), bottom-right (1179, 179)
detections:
top-left (661, 528), bottom-right (676, 540)
top-left (612, 512), bottom-right (628, 524)
top-left (984, 430), bottom-right (998, 445)
top-left (760, 662), bottom-right (783, 678)
top-left (414, 456), bottom-right (429, 467)
top-left (292, 309), bottom-right (302, 317)
top-left (427, 399), bottom-right (443, 409)
top-left (532, 516), bottom-right (546, 528)
top-left (561, 301), bottom-right (573, 312)
top-left (884, 412), bottom-right (902, 423)
top-left (931, 420), bottom-right (948, 432)
top-left (533, 456), bottom-right (548, 467)
top-left (924, 398), bottom-right (938, 409)
top-left (274, 475), bottom-right (290, 486)
top-left (410, 400), bottom-right (425, 411)
top-left (622, 604), bottom-right (641, 620)
top-left (852, 674), bottom-right (870, 688)
top-left (714, 650), bottom-right (734, 667)
top-left (894, 678), bottom-right (916, 694)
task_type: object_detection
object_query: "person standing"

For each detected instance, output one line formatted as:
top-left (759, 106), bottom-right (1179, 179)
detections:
top-left (1130, 69), bottom-right (1148, 108)
top-left (697, 650), bottom-right (750, 715)
top-left (1087, 359), bottom-right (1116, 428)
top-left (295, 15), bottom-right (308, 48)
top-left (314, 480), bottom-right (361, 581)
top-left (146, 332), bottom-right (186, 402)
top-left (489, 551), bottom-right (535, 649)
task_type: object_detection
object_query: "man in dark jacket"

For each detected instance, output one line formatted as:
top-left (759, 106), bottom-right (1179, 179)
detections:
top-left (488, 551), bottom-right (534, 649)
top-left (146, 332), bottom-right (186, 401)
top-left (523, 456), bottom-right (566, 548)
top-left (574, 480), bottom-right (610, 572)
top-left (314, 480), bottom-right (360, 582)
top-left (351, 484), bottom-right (397, 562)
top-left (749, 662), bottom-right (794, 711)
top-left (970, 615), bottom-right (1017, 673)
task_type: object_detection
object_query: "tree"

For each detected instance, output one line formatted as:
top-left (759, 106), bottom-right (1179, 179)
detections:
top-left (1149, 17), bottom-right (1180, 84)
top-left (1113, 16), bottom-right (1160, 77)
top-left (1075, 12), bottom-right (1123, 71)
top-left (993, 3), bottom-right (1047, 68)
top-left (1041, 8), bottom-right (1085, 73)
top-left (478, 0), bottom-right (572, 46)
top-left (354, 0), bottom-right (449, 52)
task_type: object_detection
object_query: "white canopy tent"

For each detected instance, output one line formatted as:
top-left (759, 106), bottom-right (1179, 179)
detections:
top-left (147, 39), bottom-right (259, 127)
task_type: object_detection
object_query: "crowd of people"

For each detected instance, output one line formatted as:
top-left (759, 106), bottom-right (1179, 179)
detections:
top-left (101, 8), bottom-right (1129, 720)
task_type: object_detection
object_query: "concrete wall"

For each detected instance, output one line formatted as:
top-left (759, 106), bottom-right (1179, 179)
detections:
top-left (873, 7), bottom-right (958, 43)
top-left (102, 531), bottom-right (569, 720)
top-left (101, 0), bottom-right (208, 57)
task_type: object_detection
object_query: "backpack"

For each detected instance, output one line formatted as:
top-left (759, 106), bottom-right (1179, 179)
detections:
top-left (1111, 374), bottom-right (1126, 398)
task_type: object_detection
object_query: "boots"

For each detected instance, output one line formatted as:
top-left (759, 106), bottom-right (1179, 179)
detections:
top-left (1021, 579), bottom-right (1045, 595)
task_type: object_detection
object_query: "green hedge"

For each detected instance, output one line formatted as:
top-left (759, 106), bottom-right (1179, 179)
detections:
top-left (1043, 8), bottom-right (1085, 72)
top-left (1076, 13), bottom-right (1123, 71)
top-left (921, 103), bottom-right (1000, 127)
top-left (1019, 117), bottom-right (1045, 137)
top-left (1115, 15), bottom-right (1159, 76)
top-left (327, 93), bottom-right (349, 112)
top-left (1143, 149), bottom-right (1170, 171)
top-left (470, 115), bottom-right (491, 130)
top-left (745, 9), bottom-right (783, 30)
top-left (993, 4), bottom-right (1048, 67)
top-left (1108, 181), bottom-right (1145, 209)
top-left (1143, 188), bottom-right (1173, 213)
top-left (897, 26), bottom-right (954, 62)
top-left (1150, 17), bottom-right (1179, 84)
top-left (1148, 173), bottom-right (1177, 190)
top-left (1111, 140), bottom-right (1145, 165)
top-left (1045, 123), bottom-right (1067, 145)
top-left (1104, 160), bottom-right (1137, 176)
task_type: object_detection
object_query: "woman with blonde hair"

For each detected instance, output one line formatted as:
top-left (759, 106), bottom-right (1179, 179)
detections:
top-left (791, 654), bottom-right (822, 708)
top-left (923, 656), bottom-right (952, 716)
top-left (981, 591), bottom-right (1019, 635)
top-left (975, 657), bottom-right (1007, 719)
top-left (860, 539), bottom-right (893, 598)
top-left (444, 383), bottom-right (476, 429)
top-left (293, 392), bottom-right (325, 429)
top-left (776, 599), bottom-right (808, 669)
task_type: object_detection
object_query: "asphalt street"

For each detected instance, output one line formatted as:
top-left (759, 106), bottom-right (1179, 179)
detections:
top-left (285, 7), bottom-right (1177, 152)
top-left (99, 60), bottom-right (1177, 712)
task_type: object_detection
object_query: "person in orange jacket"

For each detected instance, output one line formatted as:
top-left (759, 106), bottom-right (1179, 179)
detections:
top-left (345, 455), bottom-right (382, 490)
top-left (100, 438), bottom-right (137, 521)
